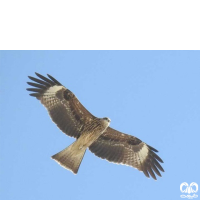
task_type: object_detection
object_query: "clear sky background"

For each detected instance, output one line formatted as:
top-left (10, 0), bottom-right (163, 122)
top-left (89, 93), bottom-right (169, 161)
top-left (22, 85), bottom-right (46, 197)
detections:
top-left (0, 51), bottom-right (200, 200)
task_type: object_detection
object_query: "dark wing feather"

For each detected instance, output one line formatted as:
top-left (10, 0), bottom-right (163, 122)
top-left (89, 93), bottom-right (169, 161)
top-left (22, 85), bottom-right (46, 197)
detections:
top-left (89, 127), bottom-right (164, 180)
top-left (27, 73), bottom-right (95, 138)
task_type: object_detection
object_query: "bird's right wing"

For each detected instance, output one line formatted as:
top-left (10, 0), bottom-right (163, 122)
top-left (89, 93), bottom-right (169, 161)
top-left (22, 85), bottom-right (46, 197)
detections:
top-left (27, 73), bottom-right (96, 138)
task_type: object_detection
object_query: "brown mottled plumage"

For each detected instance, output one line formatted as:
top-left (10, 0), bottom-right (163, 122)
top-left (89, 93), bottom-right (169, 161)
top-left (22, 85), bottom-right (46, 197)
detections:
top-left (27, 73), bottom-right (164, 180)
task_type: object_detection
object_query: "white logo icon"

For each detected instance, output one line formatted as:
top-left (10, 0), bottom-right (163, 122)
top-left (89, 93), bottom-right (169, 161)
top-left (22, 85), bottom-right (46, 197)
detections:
top-left (180, 182), bottom-right (198, 199)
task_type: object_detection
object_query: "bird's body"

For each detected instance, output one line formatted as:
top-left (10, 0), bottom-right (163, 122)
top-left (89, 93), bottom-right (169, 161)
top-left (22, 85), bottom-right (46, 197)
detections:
top-left (77, 117), bottom-right (111, 148)
top-left (27, 73), bottom-right (164, 180)
top-left (52, 117), bottom-right (110, 173)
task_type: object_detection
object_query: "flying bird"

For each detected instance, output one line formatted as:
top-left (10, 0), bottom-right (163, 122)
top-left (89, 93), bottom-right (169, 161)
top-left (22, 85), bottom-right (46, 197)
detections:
top-left (27, 72), bottom-right (164, 180)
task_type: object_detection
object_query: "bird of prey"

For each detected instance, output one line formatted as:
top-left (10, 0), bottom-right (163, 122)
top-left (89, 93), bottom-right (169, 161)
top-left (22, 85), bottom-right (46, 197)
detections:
top-left (27, 72), bottom-right (164, 180)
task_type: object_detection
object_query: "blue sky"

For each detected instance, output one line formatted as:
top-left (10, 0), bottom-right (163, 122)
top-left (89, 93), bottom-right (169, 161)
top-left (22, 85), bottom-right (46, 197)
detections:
top-left (0, 51), bottom-right (200, 200)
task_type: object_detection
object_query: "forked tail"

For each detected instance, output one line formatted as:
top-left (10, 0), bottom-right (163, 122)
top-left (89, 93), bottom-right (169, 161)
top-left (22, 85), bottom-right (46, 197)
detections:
top-left (51, 142), bottom-right (86, 174)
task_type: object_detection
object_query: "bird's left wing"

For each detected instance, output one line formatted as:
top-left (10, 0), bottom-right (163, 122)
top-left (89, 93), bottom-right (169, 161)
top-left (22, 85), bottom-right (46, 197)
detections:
top-left (89, 127), bottom-right (164, 180)
top-left (27, 73), bottom-right (95, 138)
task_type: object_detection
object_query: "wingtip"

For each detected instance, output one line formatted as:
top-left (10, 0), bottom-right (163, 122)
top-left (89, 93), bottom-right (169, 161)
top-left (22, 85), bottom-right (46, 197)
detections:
top-left (47, 73), bottom-right (62, 85)
top-left (47, 74), bottom-right (53, 79)
top-left (29, 93), bottom-right (40, 97)
top-left (161, 168), bottom-right (165, 172)
top-left (159, 158), bottom-right (164, 163)
top-left (35, 72), bottom-right (40, 77)
top-left (148, 145), bottom-right (159, 152)
top-left (35, 72), bottom-right (44, 77)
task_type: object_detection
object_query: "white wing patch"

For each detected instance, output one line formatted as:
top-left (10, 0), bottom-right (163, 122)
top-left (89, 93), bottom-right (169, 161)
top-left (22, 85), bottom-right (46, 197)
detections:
top-left (40, 86), bottom-right (64, 109)
top-left (138, 144), bottom-right (149, 163)
top-left (45, 85), bottom-right (64, 95)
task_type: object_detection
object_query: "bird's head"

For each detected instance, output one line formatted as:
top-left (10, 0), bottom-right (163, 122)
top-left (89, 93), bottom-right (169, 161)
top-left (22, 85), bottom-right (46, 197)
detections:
top-left (103, 117), bottom-right (111, 123)
top-left (101, 117), bottom-right (111, 129)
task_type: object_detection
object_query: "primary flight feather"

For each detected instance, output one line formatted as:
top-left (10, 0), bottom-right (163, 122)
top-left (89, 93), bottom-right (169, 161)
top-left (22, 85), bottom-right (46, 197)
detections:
top-left (27, 72), bottom-right (164, 180)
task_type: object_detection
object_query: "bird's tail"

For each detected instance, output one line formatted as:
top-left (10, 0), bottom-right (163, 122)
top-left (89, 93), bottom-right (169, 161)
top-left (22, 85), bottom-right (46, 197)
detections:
top-left (51, 141), bottom-right (86, 174)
